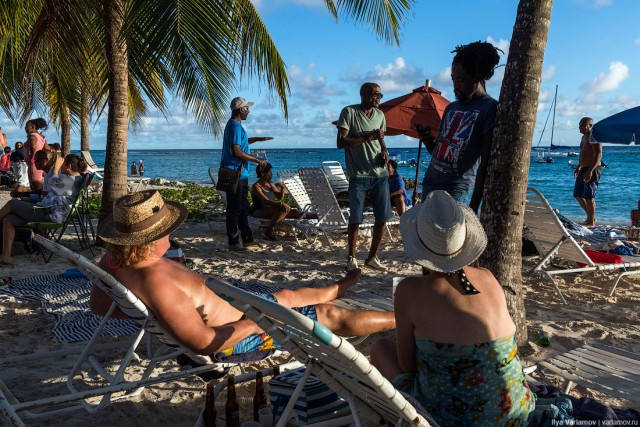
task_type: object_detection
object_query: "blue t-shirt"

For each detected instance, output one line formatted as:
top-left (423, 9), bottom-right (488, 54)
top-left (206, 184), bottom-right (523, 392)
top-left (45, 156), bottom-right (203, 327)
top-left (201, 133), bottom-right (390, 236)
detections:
top-left (220, 118), bottom-right (250, 180)
top-left (389, 173), bottom-right (411, 206)
top-left (423, 95), bottom-right (497, 192)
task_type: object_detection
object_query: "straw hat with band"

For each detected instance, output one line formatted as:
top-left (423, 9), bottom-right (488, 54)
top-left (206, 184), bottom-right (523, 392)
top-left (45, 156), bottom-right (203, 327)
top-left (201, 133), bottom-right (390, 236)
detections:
top-left (400, 190), bottom-right (487, 274)
top-left (98, 190), bottom-right (188, 245)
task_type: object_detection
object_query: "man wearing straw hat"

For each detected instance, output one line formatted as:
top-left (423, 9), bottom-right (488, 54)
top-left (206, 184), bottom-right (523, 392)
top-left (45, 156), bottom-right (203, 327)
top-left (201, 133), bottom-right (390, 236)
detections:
top-left (91, 190), bottom-right (395, 356)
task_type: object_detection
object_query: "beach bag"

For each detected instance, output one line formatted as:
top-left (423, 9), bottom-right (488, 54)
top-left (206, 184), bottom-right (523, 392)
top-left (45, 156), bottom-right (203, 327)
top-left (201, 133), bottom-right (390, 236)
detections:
top-left (216, 165), bottom-right (243, 193)
top-left (269, 368), bottom-right (350, 424)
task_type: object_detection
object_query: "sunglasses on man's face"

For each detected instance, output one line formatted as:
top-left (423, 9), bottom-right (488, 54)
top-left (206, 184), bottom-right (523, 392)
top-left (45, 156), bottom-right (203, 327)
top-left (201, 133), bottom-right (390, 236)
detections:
top-left (369, 92), bottom-right (383, 99)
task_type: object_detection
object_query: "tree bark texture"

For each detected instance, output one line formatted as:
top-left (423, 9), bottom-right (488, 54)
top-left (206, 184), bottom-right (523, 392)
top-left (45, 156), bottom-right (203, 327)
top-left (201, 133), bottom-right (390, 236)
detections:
top-left (479, 0), bottom-right (553, 346)
top-left (61, 106), bottom-right (71, 156)
top-left (81, 88), bottom-right (90, 152)
top-left (99, 0), bottom-right (129, 225)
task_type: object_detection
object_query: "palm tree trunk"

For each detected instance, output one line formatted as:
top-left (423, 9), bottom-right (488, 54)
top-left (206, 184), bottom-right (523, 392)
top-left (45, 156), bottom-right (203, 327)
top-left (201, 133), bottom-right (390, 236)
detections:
top-left (61, 105), bottom-right (71, 156)
top-left (80, 87), bottom-right (90, 152)
top-left (479, 0), bottom-right (554, 346)
top-left (99, 0), bottom-right (129, 225)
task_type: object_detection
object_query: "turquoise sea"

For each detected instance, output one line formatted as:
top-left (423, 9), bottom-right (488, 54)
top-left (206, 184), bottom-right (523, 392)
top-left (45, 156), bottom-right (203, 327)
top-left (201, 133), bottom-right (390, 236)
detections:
top-left (85, 146), bottom-right (640, 226)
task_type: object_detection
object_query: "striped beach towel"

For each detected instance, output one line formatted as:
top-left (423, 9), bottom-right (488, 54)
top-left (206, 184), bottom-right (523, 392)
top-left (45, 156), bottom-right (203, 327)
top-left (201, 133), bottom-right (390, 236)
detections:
top-left (0, 274), bottom-right (139, 343)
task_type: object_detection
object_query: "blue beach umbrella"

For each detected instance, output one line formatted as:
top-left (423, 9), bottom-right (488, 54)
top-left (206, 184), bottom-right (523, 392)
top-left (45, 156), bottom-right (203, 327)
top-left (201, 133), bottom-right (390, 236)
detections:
top-left (592, 106), bottom-right (640, 144)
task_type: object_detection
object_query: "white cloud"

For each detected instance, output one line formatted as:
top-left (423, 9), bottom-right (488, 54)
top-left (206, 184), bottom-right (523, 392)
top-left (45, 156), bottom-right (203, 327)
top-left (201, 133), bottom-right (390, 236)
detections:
top-left (575, 0), bottom-right (613, 8)
top-left (580, 61), bottom-right (629, 94)
top-left (487, 36), bottom-right (510, 56)
top-left (435, 66), bottom-right (451, 86)
top-left (364, 57), bottom-right (426, 92)
top-left (542, 64), bottom-right (556, 81)
top-left (288, 63), bottom-right (345, 105)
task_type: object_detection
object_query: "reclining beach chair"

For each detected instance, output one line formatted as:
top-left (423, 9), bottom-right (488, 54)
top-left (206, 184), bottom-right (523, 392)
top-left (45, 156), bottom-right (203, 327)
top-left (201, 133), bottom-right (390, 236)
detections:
top-left (206, 277), bottom-right (435, 427)
top-left (321, 160), bottom-right (350, 195)
top-left (24, 174), bottom-right (93, 262)
top-left (0, 236), bottom-right (289, 426)
top-left (80, 150), bottom-right (104, 174)
top-left (535, 342), bottom-right (640, 403)
top-left (524, 187), bottom-right (640, 303)
top-left (299, 167), bottom-right (398, 249)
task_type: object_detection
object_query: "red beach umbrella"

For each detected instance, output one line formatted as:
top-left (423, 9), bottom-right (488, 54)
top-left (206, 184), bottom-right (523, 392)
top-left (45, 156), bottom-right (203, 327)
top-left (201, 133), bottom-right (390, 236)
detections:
top-left (379, 80), bottom-right (450, 138)
top-left (380, 80), bottom-right (450, 204)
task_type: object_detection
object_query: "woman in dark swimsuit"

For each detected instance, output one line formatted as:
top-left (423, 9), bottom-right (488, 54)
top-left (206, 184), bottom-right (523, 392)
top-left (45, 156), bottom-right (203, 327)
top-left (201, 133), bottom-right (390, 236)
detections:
top-left (249, 163), bottom-right (307, 241)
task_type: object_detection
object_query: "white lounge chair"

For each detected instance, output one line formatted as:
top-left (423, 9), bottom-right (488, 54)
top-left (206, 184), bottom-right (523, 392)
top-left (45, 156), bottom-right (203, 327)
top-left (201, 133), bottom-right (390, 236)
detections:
top-left (524, 187), bottom-right (640, 303)
top-left (321, 160), bottom-right (350, 195)
top-left (205, 277), bottom-right (435, 427)
top-left (0, 236), bottom-right (285, 425)
top-left (80, 150), bottom-right (104, 174)
top-left (535, 342), bottom-right (640, 403)
top-left (299, 167), bottom-right (398, 249)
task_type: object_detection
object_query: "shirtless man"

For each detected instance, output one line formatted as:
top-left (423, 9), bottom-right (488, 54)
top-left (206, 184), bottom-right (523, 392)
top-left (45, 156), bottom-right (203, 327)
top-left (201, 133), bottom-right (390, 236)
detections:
top-left (573, 117), bottom-right (602, 227)
top-left (90, 190), bottom-right (395, 356)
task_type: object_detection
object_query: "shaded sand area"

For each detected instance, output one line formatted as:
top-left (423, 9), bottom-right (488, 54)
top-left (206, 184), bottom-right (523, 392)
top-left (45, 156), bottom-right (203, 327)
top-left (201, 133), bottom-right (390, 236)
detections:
top-left (0, 187), bottom-right (638, 426)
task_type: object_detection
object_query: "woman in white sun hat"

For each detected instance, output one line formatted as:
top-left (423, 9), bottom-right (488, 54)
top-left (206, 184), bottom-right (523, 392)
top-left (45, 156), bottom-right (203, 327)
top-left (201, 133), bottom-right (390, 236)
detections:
top-left (371, 190), bottom-right (535, 426)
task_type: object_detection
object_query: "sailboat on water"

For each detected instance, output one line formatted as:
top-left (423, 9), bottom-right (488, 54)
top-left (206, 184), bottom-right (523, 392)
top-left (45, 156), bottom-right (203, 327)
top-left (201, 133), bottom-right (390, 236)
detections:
top-left (534, 86), bottom-right (578, 163)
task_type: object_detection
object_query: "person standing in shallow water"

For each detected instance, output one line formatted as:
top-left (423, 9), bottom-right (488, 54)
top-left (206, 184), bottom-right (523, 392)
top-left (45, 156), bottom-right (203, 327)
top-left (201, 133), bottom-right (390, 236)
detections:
top-left (573, 117), bottom-right (602, 227)
top-left (418, 41), bottom-right (501, 213)
top-left (131, 161), bottom-right (138, 175)
top-left (138, 160), bottom-right (144, 177)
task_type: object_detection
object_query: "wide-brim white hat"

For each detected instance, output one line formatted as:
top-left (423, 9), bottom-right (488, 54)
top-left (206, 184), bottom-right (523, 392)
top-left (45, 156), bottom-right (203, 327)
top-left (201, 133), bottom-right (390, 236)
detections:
top-left (400, 190), bottom-right (487, 273)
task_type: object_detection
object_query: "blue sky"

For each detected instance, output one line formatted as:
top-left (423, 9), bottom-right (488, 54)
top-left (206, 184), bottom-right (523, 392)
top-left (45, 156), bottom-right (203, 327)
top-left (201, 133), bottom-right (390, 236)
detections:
top-left (1, 0), bottom-right (639, 150)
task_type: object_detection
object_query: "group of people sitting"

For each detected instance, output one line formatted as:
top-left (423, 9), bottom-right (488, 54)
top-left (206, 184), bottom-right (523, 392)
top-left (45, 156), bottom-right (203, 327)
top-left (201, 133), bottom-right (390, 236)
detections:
top-left (88, 188), bottom-right (536, 426)
top-left (0, 149), bottom-right (88, 265)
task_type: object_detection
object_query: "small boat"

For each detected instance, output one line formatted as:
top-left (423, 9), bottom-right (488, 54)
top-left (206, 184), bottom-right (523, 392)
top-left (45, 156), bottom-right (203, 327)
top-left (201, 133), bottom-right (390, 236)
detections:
top-left (389, 152), bottom-right (417, 167)
top-left (253, 149), bottom-right (267, 160)
top-left (568, 159), bottom-right (578, 169)
top-left (534, 149), bottom-right (554, 163)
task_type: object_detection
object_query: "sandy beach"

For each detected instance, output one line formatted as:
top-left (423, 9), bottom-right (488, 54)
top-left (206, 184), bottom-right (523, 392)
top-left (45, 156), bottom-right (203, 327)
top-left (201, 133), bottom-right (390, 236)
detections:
top-left (0, 186), bottom-right (638, 426)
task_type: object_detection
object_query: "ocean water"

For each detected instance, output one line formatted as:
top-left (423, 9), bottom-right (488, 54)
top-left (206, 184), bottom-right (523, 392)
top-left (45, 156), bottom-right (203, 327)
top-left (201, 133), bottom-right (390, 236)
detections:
top-left (85, 145), bottom-right (640, 225)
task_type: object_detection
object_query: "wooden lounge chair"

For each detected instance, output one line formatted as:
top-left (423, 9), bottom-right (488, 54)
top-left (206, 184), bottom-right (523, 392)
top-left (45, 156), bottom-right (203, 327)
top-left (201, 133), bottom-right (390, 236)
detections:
top-left (524, 187), bottom-right (640, 303)
top-left (205, 277), bottom-right (435, 426)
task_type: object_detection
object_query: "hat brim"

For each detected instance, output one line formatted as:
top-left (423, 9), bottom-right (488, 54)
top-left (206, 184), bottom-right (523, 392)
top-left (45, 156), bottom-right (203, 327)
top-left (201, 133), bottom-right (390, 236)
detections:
top-left (400, 202), bottom-right (487, 273)
top-left (97, 200), bottom-right (188, 245)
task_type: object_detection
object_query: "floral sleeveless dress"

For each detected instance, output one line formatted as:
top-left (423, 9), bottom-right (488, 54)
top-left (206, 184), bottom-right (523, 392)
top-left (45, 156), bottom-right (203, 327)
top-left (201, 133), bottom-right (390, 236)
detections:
top-left (392, 335), bottom-right (535, 427)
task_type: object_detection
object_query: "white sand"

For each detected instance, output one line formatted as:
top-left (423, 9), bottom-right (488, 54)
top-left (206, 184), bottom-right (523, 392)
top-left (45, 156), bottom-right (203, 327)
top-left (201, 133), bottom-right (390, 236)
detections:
top-left (0, 187), bottom-right (638, 426)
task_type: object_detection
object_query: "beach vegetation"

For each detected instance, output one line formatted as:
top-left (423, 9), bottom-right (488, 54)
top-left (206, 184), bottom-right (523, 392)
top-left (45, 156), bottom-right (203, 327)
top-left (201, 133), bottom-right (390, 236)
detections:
top-left (0, 0), bottom-right (414, 234)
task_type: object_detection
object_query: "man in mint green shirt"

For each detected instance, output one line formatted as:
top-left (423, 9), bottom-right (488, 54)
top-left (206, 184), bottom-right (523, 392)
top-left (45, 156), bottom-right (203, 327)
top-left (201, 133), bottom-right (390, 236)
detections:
top-left (337, 82), bottom-right (391, 272)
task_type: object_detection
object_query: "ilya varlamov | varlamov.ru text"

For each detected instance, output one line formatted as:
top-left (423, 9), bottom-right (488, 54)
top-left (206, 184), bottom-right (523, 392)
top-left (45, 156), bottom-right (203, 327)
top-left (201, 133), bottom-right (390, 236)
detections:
top-left (552, 420), bottom-right (639, 426)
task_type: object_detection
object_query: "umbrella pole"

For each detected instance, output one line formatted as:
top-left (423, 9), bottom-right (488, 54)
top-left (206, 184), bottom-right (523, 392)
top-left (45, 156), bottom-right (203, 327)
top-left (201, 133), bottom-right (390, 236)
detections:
top-left (412, 139), bottom-right (423, 205)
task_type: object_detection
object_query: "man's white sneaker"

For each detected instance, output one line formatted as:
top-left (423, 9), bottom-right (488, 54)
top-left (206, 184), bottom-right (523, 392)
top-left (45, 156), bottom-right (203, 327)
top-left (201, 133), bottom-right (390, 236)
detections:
top-left (365, 256), bottom-right (387, 271)
top-left (346, 256), bottom-right (359, 272)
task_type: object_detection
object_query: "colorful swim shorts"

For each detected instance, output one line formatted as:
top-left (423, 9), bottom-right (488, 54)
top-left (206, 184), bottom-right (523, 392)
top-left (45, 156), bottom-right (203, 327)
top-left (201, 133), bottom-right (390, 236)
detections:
top-left (220, 293), bottom-right (317, 356)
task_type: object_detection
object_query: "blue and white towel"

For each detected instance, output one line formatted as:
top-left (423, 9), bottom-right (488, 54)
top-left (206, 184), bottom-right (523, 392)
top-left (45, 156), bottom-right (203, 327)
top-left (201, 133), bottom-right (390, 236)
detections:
top-left (554, 209), bottom-right (627, 246)
top-left (0, 274), bottom-right (139, 343)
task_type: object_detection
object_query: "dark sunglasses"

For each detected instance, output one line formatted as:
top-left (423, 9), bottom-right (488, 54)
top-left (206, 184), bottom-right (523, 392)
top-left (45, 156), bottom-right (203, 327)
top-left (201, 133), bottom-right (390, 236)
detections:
top-left (370, 92), bottom-right (384, 99)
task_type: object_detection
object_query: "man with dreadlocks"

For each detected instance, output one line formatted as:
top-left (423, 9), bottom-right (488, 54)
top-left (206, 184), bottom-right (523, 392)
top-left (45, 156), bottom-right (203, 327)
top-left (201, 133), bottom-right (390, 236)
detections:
top-left (419, 41), bottom-right (501, 213)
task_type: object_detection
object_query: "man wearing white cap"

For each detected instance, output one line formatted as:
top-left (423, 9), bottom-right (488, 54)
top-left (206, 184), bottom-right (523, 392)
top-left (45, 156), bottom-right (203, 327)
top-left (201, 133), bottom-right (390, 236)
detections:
top-left (220, 97), bottom-right (274, 251)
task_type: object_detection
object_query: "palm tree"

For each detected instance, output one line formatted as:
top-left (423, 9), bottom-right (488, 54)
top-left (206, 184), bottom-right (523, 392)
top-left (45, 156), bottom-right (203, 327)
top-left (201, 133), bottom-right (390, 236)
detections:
top-left (480, 0), bottom-right (554, 345)
top-left (2, 0), bottom-right (414, 224)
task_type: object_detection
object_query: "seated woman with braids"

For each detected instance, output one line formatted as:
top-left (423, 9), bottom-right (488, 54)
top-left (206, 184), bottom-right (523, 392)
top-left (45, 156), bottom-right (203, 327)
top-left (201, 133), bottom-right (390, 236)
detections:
top-left (371, 191), bottom-right (535, 427)
top-left (0, 154), bottom-right (86, 265)
top-left (418, 40), bottom-right (502, 213)
top-left (249, 163), bottom-right (314, 241)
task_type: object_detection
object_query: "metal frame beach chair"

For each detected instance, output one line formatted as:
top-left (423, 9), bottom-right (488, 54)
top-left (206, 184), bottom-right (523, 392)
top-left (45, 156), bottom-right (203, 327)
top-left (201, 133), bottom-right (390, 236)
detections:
top-left (205, 277), bottom-right (434, 427)
top-left (535, 342), bottom-right (640, 403)
top-left (0, 236), bottom-right (283, 426)
top-left (524, 187), bottom-right (640, 303)
top-left (321, 160), bottom-right (350, 194)
top-left (298, 167), bottom-right (398, 249)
